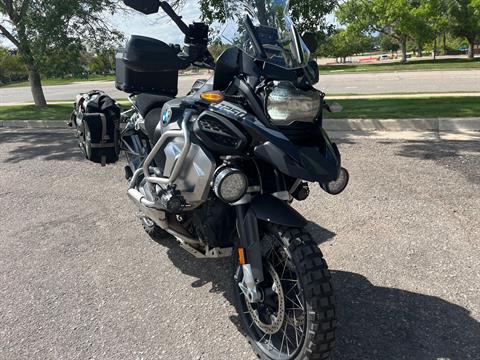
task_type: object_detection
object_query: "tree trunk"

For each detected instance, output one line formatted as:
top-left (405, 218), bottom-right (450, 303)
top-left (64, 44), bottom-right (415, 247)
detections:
top-left (433, 35), bottom-right (437, 60)
top-left (443, 32), bottom-right (446, 55)
top-left (467, 40), bottom-right (475, 59)
top-left (399, 36), bottom-right (408, 64)
top-left (27, 65), bottom-right (47, 107)
top-left (15, 29), bottom-right (47, 107)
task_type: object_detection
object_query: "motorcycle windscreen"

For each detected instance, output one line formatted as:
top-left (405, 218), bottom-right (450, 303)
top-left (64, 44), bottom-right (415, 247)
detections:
top-left (219, 0), bottom-right (311, 69)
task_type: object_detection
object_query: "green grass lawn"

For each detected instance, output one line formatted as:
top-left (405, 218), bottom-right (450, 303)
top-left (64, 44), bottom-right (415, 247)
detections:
top-left (0, 97), bottom-right (478, 121)
top-left (0, 104), bottom-right (74, 120)
top-left (324, 97), bottom-right (480, 119)
top-left (320, 57), bottom-right (480, 73)
top-left (0, 74), bottom-right (115, 88)
top-left (0, 101), bottom-right (129, 121)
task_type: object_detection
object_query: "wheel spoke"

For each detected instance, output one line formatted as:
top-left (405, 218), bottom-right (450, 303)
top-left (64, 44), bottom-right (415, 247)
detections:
top-left (280, 322), bottom-right (286, 355)
top-left (295, 293), bottom-right (304, 311)
top-left (286, 306), bottom-right (303, 311)
top-left (293, 311), bottom-right (300, 347)
top-left (284, 281), bottom-right (299, 296)
top-left (271, 246), bottom-right (284, 268)
top-left (280, 257), bottom-right (288, 279)
top-left (285, 324), bottom-right (290, 356)
top-left (259, 332), bottom-right (268, 344)
top-left (285, 294), bottom-right (303, 310)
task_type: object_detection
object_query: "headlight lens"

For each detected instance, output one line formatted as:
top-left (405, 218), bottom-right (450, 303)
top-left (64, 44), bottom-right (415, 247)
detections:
top-left (214, 168), bottom-right (248, 203)
top-left (266, 81), bottom-right (321, 125)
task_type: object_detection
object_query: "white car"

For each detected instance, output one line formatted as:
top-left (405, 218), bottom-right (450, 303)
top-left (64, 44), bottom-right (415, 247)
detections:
top-left (378, 54), bottom-right (390, 61)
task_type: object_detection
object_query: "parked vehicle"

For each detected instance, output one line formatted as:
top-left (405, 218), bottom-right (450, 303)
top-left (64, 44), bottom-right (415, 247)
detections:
top-left (378, 54), bottom-right (390, 61)
top-left (74, 0), bottom-right (349, 358)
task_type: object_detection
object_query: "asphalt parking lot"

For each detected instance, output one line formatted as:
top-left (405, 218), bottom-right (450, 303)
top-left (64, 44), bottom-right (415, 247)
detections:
top-left (0, 129), bottom-right (479, 359)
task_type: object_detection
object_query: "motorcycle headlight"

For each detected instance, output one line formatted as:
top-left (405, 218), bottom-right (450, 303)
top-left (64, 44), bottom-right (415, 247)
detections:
top-left (266, 81), bottom-right (321, 125)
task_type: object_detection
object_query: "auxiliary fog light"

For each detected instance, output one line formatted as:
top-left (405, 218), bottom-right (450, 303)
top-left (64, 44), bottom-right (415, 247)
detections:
top-left (213, 168), bottom-right (248, 203)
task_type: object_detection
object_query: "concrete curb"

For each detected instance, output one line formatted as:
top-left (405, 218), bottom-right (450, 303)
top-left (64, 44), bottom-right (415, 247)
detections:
top-left (0, 118), bottom-right (480, 132)
top-left (323, 117), bottom-right (480, 132)
top-left (0, 120), bottom-right (66, 128)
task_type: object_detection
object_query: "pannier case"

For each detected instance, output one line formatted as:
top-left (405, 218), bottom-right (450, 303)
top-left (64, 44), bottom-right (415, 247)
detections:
top-left (115, 35), bottom-right (184, 96)
top-left (71, 91), bottom-right (121, 166)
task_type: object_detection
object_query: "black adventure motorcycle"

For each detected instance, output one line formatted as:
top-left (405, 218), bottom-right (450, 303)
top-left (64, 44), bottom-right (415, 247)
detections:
top-left (78, 0), bottom-right (350, 358)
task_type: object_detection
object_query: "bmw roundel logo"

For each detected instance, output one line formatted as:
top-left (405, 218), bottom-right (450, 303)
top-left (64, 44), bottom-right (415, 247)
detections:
top-left (162, 108), bottom-right (172, 125)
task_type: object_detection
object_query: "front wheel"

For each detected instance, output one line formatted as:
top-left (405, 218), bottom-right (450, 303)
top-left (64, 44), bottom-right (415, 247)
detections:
top-left (233, 226), bottom-right (336, 360)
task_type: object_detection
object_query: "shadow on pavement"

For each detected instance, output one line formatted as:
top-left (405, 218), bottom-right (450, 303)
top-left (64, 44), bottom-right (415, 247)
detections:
top-left (148, 229), bottom-right (480, 359)
top-left (333, 270), bottom-right (480, 359)
top-left (306, 221), bottom-right (337, 245)
top-left (387, 139), bottom-right (480, 185)
top-left (0, 129), bottom-right (82, 163)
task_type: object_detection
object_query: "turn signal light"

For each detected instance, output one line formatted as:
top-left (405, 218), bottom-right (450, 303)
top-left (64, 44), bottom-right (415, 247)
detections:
top-left (238, 248), bottom-right (246, 265)
top-left (200, 91), bottom-right (224, 103)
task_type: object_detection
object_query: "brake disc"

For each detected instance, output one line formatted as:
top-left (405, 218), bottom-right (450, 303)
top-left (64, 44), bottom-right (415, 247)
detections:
top-left (245, 262), bottom-right (285, 335)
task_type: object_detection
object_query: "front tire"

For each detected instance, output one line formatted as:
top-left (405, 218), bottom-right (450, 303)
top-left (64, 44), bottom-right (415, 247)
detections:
top-left (233, 226), bottom-right (336, 360)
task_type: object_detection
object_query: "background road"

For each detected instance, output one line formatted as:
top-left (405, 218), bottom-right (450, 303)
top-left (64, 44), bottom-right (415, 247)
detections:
top-left (0, 129), bottom-right (479, 359)
top-left (1, 70), bottom-right (480, 105)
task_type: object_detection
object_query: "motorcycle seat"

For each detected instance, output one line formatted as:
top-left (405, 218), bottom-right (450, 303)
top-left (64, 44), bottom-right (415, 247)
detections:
top-left (135, 93), bottom-right (173, 118)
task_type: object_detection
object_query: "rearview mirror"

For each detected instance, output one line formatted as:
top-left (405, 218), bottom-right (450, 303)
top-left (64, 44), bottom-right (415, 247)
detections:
top-left (124, 0), bottom-right (160, 14)
top-left (302, 32), bottom-right (318, 53)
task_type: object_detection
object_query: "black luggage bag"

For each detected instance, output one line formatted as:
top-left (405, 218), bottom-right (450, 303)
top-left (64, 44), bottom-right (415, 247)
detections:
top-left (70, 91), bottom-right (121, 166)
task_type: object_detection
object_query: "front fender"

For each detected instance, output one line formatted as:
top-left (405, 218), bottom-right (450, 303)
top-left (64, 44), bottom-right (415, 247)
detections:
top-left (250, 195), bottom-right (307, 228)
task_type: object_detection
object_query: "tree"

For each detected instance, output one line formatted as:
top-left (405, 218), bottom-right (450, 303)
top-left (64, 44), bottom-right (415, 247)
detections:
top-left (0, 0), bottom-right (122, 106)
top-left (337, 0), bottom-right (422, 63)
top-left (0, 46), bottom-right (26, 82)
top-left (409, 4), bottom-right (435, 57)
top-left (89, 48), bottom-right (116, 75)
top-left (208, 41), bottom-right (230, 60)
top-left (447, 0), bottom-right (480, 58)
top-left (38, 43), bottom-right (87, 78)
top-left (379, 34), bottom-right (400, 54)
top-left (200, 0), bottom-right (338, 35)
top-left (421, 0), bottom-right (449, 59)
top-left (319, 28), bottom-right (373, 62)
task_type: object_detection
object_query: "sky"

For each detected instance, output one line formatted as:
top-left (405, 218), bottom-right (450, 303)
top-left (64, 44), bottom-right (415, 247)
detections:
top-left (0, 3), bottom-right (202, 48)
top-left (1, 1), bottom-right (337, 48)
top-left (110, 3), bottom-right (202, 45)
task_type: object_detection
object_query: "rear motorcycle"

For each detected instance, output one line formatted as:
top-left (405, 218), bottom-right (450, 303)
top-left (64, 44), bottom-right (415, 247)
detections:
top-left (107, 1), bottom-right (349, 358)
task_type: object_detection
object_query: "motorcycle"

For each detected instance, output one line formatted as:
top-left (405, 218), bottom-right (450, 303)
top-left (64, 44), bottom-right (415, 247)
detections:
top-left (107, 0), bottom-right (350, 358)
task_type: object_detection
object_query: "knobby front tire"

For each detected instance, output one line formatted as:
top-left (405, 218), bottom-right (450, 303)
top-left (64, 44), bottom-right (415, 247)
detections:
top-left (233, 225), bottom-right (336, 360)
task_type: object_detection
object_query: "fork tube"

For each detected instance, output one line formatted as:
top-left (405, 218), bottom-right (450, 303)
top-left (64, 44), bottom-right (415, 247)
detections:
top-left (235, 204), bottom-right (264, 283)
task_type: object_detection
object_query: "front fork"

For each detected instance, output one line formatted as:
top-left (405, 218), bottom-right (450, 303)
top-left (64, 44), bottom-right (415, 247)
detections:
top-left (235, 204), bottom-right (264, 303)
